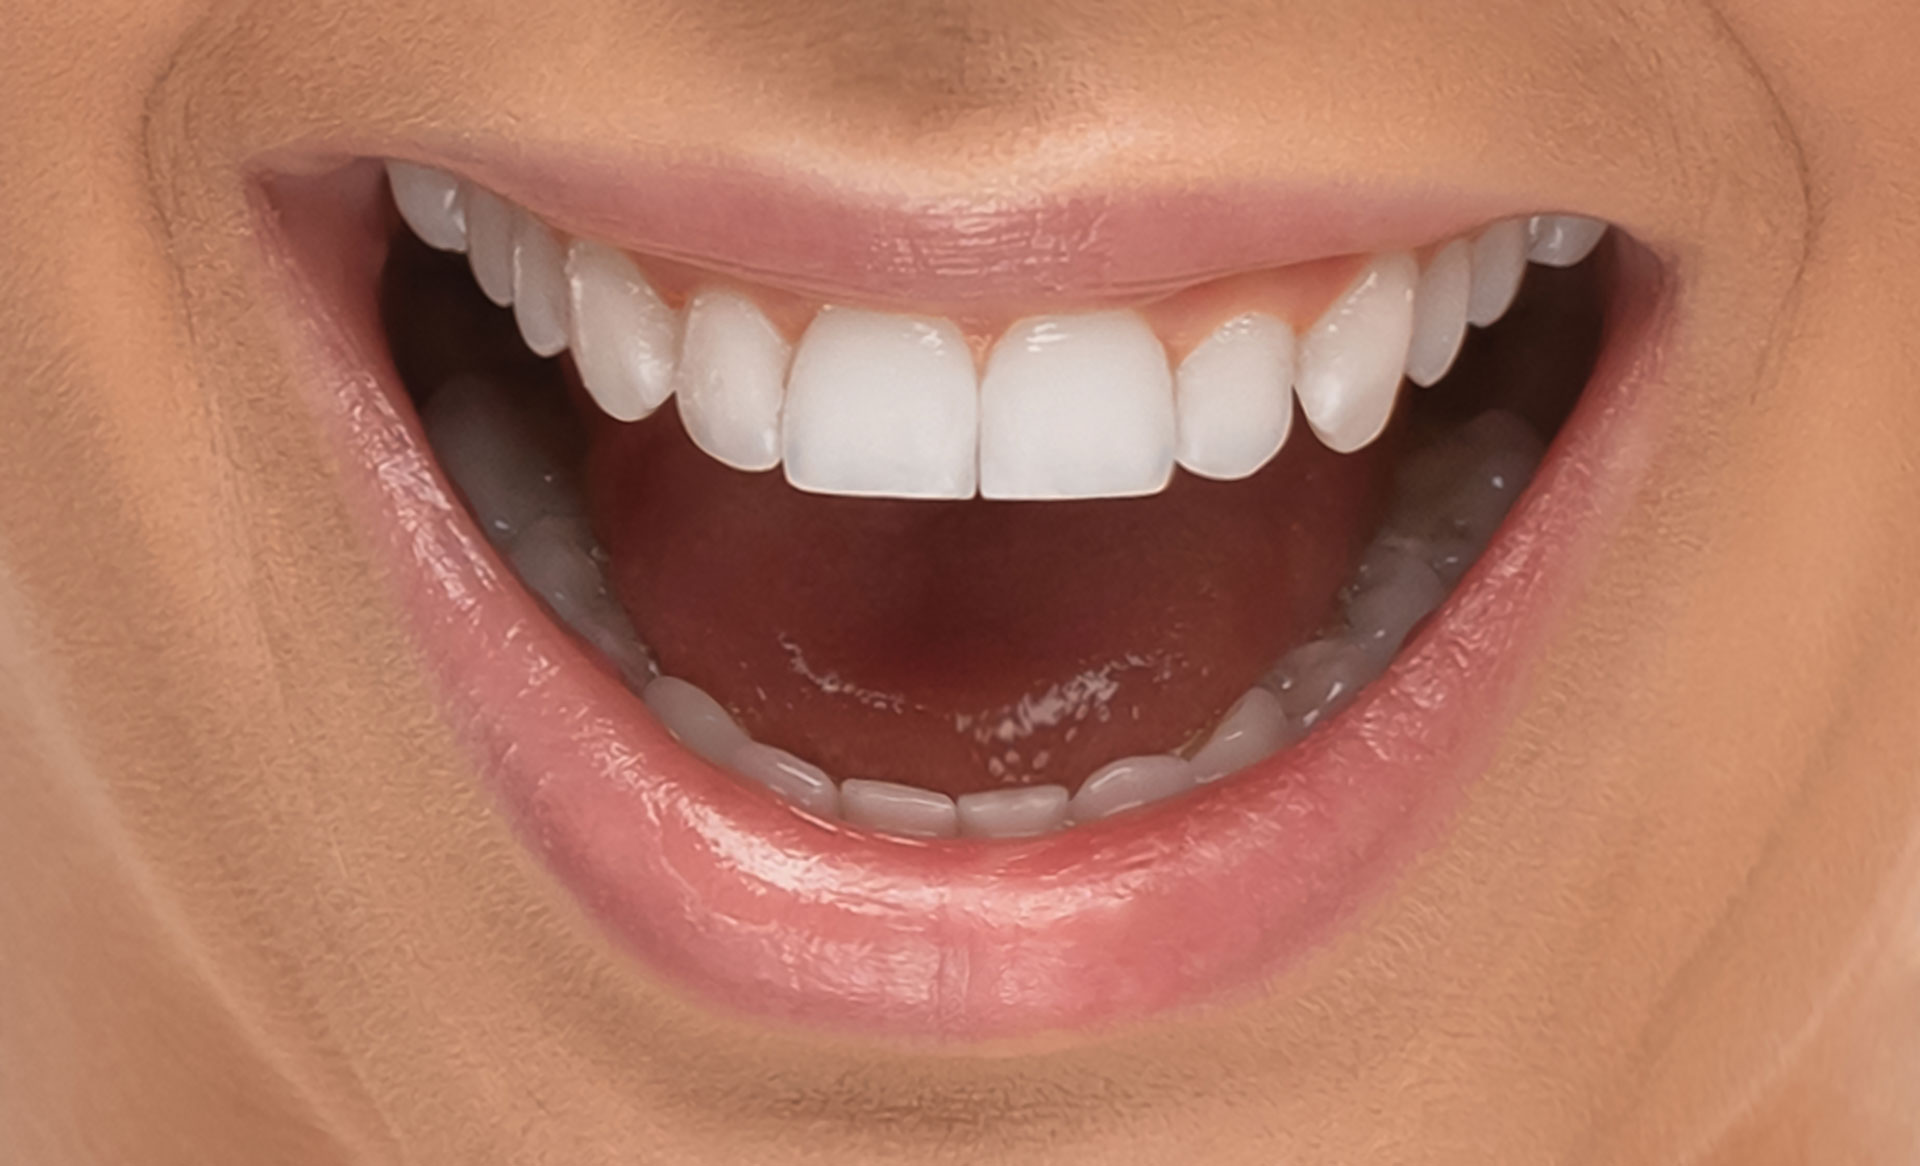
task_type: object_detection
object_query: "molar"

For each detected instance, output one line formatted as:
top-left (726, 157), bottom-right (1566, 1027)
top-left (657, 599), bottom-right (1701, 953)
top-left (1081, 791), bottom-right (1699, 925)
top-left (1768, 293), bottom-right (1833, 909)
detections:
top-left (386, 161), bottom-right (467, 253)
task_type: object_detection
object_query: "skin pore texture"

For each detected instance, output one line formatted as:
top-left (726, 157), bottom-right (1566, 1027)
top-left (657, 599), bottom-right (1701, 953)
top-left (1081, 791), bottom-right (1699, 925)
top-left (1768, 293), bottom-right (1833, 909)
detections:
top-left (2, 0), bottom-right (1919, 1162)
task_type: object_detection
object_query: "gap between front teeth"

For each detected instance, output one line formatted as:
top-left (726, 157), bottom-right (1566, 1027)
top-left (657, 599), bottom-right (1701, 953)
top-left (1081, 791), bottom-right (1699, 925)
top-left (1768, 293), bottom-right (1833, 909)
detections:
top-left (422, 353), bottom-right (1545, 840)
top-left (386, 160), bottom-right (1608, 502)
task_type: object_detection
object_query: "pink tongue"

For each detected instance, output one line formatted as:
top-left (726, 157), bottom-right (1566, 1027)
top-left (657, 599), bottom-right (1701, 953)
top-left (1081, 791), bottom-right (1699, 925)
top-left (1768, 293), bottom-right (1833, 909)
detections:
top-left (586, 413), bottom-right (1391, 799)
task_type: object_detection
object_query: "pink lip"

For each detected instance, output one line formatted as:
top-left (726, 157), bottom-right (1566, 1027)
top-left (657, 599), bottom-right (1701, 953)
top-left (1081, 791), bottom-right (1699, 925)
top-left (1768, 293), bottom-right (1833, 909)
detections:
top-left (359, 144), bottom-right (1523, 311)
top-left (262, 159), bottom-right (1668, 1041)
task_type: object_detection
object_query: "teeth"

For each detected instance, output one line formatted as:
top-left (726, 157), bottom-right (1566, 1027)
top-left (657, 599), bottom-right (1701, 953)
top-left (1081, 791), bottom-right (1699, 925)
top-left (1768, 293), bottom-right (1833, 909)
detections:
top-left (840, 779), bottom-right (960, 839)
top-left (1343, 541), bottom-right (1448, 668)
top-left (979, 312), bottom-right (1176, 500)
top-left (1404, 240), bottom-right (1473, 388)
top-left (1466, 219), bottom-right (1528, 327)
top-left (672, 289), bottom-right (792, 472)
top-left (1188, 687), bottom-right (1294, 782)
top-left (642, 676), bottom-right (751, 767)
top-left (510, 211), bottom-right (571, 357)
top-left (1294, 252), bottom-right (1417, 454)
top-left (566, 240), bottom-right (681, 423)
top-left (1070, 755), bottom-right (1198, 822)
top-left (728, 742), bottom-right (841, 818)
top-left (1173, 312), bottom-right (1297, 481)
top-left (783, 307), bottom-right (978, 499)
top-left (461, 185), bottom-right (517, 308)
top-left (1527, 215), bottom-right (1608, 268)
top-left (419, 375), bottom-right (580, 544)
top-left (955, 785), bottom-right (1071, 838)
top-left (386, 162), bottom-right (467, 253)
top-left (1268, 638), bottom-right (1372, 728)
top-left (507, 516), bottom-right (653, 687)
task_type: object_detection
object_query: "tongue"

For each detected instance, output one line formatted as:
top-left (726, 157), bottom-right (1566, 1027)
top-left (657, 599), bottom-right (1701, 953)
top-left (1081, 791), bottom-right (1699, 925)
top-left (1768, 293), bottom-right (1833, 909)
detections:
top-left (587, 411), bottom-right (1390, 799)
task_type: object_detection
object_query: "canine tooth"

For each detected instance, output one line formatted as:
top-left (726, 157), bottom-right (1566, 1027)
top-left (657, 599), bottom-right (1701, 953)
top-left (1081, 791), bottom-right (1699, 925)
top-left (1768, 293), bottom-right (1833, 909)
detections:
top-left (955, 785), bottom-right (1071, 838)
top-left (566, 240), bottom-right (680, 422)
top-left (728, 743), bottom-right (840, 818)
top-left (1070, 755), bottom-right (1197, 823)
top-left (1344, 541), bottom-right (1449, 667)
top-left (462, 185), bottom-right (517, 308)
top-left (783, 307), bottom-right (978, 499)
top-left (1527, 215), bottom-right (1608, 267)
top-left (507, 516), bottom-right (651, 686)
top-left (510, 212), bottom-right (570, 357)
top-left (1404, 240), bottom-right (1472, 387)
top-left (979, 312), bottom-right (1176, 500)
top-left (421, 375), bottom-right (580, 544)
top-left (673, 289), bottom-right (791, 472)
top-left (643, 676), bottom-right (751, 767)
top-left (840, 779), bottom-right (959, 839)
top-left (386, 161), bottom-right (467, 253)
top-left (1295, 252), bottom-right (1416, 454)
top-left (1466, 219), bottom-right (1528, 327)
top-left (1269, 639), bottom-right (1372, 727)
top-left (1188, 688), bottom-right (1294, 782)
top-left (1174, 312), bottom-right (1296, 481)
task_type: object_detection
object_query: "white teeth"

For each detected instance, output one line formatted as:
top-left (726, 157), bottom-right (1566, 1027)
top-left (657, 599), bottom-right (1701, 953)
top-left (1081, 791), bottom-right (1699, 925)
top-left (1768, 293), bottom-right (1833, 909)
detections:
top-left (1343, 541), bottom-right (1448, 668)
top-left (1269, 638), bottom-right (1372, 727)
top-left (1295, 252), bottom-right (1416, 454)
top-left (566, 240), bottom-right (681, 423)
top-left (1404, 240), bottom-right (1473, 388)
top-left (955, 784), bottom-right (1071, 838)
top-left (386, 162), bottom-right (467, 253)
top-left (508, 515), bottom-right (653, 687)
top-left (1466, 219), bottom-right (1528, 327)
top-left (1188, 687), bottom-right (1294, 782)
top-left (979, 312), bottom-right (1176, 500)
top-left (510, 211), bottom-right (571, 357)
top-left (420, 375), bottom-right (580, 544)
top-left (1173, 312), bottom-right (1297, 481)
top-left (840, 779), bottom-right (960, 839)
top-left (1070, 755), bottom-right (1197, 823)
top-left (1527, 215), bottom-right (1608, 267)
top-left (783, 307), bottom-right (978, 499)
top-left (672, 289), bottom-right (791, 472)
top-left (461, 185), bottom-right (517, 309)
top-left (642, 676), bottom-right (751, 767)
top-left (728, 742), bottom-right (840, 818)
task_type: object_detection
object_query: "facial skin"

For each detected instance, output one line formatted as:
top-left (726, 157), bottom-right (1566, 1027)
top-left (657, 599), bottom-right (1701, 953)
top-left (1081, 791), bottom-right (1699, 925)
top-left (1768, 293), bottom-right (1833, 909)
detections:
top-left (3, 1), bottom-right (1918, 1162)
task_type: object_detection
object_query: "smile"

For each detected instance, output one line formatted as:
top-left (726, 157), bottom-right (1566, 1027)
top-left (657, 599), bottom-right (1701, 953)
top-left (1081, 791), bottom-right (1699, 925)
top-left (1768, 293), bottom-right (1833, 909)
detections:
top-left (262, 153), bottom-right (1668, 1040)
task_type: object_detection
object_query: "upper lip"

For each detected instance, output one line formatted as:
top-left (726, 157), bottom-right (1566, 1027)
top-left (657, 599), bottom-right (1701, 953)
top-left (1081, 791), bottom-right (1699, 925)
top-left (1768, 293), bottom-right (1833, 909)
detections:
top-left (369, 147), bottom-right (1547, 312)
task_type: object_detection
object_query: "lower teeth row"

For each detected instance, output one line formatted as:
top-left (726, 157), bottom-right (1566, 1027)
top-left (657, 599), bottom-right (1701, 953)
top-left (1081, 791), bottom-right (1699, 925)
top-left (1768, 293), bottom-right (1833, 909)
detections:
top-left (424, 377), bottom-right (1542, 840)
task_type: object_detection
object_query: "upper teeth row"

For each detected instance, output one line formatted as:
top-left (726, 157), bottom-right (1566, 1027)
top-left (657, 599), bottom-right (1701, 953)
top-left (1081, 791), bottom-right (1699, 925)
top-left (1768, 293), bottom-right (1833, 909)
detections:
top-left (387, 160), bottom-right (1606, 501)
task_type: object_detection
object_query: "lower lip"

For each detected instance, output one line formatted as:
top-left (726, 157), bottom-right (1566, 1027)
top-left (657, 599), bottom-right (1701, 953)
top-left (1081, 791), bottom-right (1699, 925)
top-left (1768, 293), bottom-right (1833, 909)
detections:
top-left (263, 161), bottom-right (1669, 1042)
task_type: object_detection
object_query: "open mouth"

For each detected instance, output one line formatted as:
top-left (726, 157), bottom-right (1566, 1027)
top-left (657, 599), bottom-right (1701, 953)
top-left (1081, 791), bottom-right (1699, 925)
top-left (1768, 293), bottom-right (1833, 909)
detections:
top-left (263, 155), bottom-right (1666, 1041)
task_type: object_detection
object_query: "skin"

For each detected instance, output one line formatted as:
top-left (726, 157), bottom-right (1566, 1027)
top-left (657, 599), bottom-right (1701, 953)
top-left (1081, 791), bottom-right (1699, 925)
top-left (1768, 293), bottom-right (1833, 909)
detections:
top-left (2, 0), bottom-right (1917, 1162)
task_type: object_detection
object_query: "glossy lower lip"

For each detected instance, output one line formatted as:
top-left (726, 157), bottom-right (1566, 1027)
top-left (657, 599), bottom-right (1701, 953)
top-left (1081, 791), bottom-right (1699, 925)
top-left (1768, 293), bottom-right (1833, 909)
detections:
top-left (263, 160), bottom-right (1669, 1042)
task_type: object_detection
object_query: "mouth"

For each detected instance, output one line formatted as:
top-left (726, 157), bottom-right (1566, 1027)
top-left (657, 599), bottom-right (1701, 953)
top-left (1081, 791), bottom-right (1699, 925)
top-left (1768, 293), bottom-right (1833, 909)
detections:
top-left (262, 153), bottom-right (1666, 1041)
